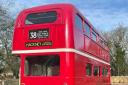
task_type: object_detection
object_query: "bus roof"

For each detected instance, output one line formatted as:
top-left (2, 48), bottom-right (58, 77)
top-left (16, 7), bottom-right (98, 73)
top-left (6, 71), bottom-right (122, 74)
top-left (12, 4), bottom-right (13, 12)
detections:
top-left (23, 3), bottom-right (75, 12)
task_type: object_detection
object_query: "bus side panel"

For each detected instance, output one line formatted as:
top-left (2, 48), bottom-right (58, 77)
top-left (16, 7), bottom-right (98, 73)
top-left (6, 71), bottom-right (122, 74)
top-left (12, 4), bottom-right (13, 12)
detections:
top-left (74, 53), bottom-right (110, 85)
top-left (74, 54), bottom-right (96, 85)
top-left (84, 35), bottom-right (104, 61)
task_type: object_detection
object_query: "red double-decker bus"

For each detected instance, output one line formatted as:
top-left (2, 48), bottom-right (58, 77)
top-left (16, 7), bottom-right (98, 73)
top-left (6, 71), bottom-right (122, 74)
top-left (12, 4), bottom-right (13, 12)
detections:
top-left (12, 4), bottom-right (110, 85)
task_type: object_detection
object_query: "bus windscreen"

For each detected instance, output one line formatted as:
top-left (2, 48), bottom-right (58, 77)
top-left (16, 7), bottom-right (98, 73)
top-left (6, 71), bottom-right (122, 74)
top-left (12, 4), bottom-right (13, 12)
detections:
top-left (25, 11), bottom-right (57, 25)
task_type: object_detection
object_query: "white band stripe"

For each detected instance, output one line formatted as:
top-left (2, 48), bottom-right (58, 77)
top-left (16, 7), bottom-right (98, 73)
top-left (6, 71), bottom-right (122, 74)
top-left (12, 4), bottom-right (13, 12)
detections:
top-left (12, 48), bottom-right (110, 65)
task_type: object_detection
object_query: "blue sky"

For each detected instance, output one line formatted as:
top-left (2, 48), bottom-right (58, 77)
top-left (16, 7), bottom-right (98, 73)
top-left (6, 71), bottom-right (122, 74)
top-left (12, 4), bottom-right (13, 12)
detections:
top-left (1, 0), bottom-right (128, 31)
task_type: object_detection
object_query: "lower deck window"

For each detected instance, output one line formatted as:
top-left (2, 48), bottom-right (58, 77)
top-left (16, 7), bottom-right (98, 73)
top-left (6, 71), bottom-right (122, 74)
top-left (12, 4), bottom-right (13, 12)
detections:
top-left (102, 68), bottom-right (108, 76)
top-left (86, 63), bottom-right (92, 76)
top-left (93, 66), bottom-right (100, 76)
top-left (25, 55), bottom-right (60, 76)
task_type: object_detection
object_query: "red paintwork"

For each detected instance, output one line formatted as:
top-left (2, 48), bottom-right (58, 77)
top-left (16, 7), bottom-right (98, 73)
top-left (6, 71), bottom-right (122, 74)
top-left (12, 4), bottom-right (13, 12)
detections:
top-left (12, 3), bottom-right (110, 85)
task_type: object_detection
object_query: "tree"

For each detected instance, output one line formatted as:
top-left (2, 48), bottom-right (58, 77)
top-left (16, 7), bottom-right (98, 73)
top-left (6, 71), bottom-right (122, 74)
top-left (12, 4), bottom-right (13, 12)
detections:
top-left (103, 25), bottom-right (128, 76)
top-left (0, 2), bottom-right (20, 79)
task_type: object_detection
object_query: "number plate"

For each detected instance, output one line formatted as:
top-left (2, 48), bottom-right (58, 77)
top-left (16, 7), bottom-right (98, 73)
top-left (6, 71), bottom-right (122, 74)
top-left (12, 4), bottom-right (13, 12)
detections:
top-left (29, 29), bottom-right (49, 39)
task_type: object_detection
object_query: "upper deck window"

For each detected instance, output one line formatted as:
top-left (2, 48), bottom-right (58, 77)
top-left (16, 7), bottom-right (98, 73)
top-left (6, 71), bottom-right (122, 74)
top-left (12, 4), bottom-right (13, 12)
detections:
top-left (99, 38), bottom-right (106, 47)
top-left (75, 15), bottom-right (83, 30)
top-left (25, 11), bottom-right (57, 25)
top-left (84, 22), bottom-right (90, 37)
top-left (92, 30), bottom-right (97, 41)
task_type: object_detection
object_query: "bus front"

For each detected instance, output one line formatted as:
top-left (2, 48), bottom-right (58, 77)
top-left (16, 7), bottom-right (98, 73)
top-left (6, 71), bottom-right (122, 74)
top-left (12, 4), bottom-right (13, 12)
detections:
top-left (12, 4), bottom-right (74, 85)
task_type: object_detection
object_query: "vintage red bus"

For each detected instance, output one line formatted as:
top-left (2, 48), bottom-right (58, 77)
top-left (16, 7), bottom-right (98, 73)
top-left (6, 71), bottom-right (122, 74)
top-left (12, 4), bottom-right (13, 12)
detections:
top-left (12, 3), bottom-right (110, 85)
